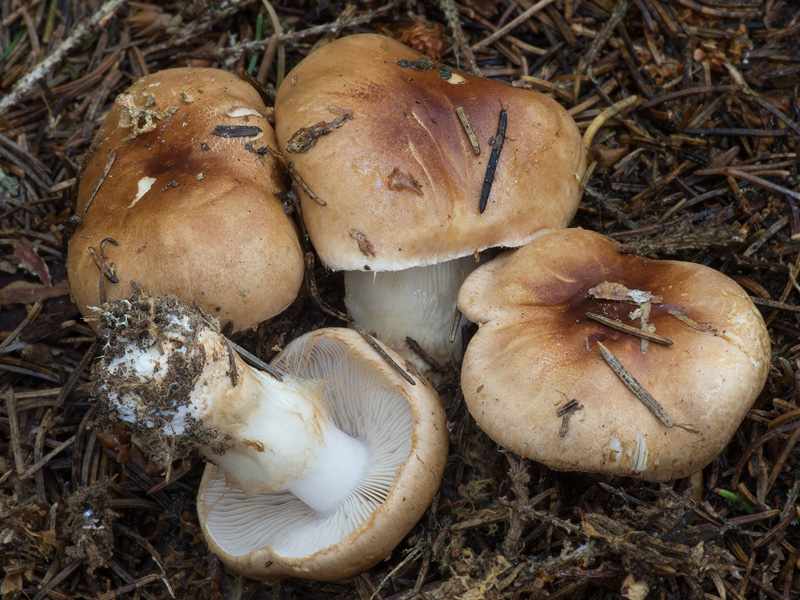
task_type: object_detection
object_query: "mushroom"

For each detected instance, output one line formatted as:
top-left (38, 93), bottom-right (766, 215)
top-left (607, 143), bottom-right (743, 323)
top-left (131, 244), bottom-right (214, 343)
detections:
top-left (68, 67), bottom-right (303, 333)
top-left (457, 228), bottom-right (771, 481)
top-left (273, 34), bottom-right (585, 370)
top-left (93, 291), bottom-right (448, 581)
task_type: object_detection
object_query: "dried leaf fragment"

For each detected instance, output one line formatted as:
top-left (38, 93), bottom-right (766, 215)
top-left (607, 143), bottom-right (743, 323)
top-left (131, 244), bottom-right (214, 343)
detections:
top-left (12, 237), bottom-right (51, 287)
top-left (286, 112), bottom-right (351, 153)
top-left (588, 281), bottom-right (663, 304)
top-left (0, 280), bottom-right (70, 305)
top-left (349, 230), bottom-right (376, 257)
top-left (116, 93), bottom-right (178, 139)
top-left (621, 574), bottom-right (650, 600)
top-left (388, 167), bottom-right (423, 195)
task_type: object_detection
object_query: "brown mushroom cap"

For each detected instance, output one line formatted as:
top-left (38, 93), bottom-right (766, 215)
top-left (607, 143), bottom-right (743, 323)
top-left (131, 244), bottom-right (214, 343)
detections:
top-left (273, 34), bottom-right (586, 272)
top-left (68, 67), bottom-right (303, 332)
top-left (458, 228), bottom-right (771, 481)
top-left (196, 327), bottom-right (448, 581)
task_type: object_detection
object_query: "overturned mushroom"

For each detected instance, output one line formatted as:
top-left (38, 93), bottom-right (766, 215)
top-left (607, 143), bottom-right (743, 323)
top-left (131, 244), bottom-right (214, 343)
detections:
top-left (457, 228), bottom-right (771, 481)
top-left (274, 34), bottom-right (585, 370)
top-left (68, 67), bottom-right (303, 333)
top-left (92, 291), bottom-right (448, 581)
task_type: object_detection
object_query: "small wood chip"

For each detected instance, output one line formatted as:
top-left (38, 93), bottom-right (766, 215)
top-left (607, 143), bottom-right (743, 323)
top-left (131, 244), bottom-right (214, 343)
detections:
top-left (285, 112), bottom-right (350, 153)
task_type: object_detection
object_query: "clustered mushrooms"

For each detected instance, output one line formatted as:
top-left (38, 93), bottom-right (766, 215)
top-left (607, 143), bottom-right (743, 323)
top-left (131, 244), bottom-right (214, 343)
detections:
top-left (457, 228), bottom-right (771, 481)
top-left (93, 291), bottom-right (448, 581)
top-left (274, 34), bottom-right (586, 368)
top-left (68, 67), bottom-right (303, 333)
top-left (83, 34), bottom-right (774, 586)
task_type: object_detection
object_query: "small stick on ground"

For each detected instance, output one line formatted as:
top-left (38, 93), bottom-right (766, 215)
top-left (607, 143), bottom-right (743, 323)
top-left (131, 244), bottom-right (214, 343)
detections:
top-left (55, 340), bottom-right (100, 409)
top-left (405, 336), bottom-right (445, 373)
top-left (471, 0), bottom-right (558, 52)
top-left (750, 297), bottom-right (800, 314)
top-left (304, 252), bottom-right (350, 323)
top-left (82, 149), bottom-right (116, 218)
top-left (0, 0), bottom-right (128, 114)
top-left (354, 324), bottom-right (416, 386)
top-left (449, 306), bottom-right (462, 344)
top-left (439, 0), bottom-right (481, 75)
top-left (237, 68), bottom-right (275, 106)
top-left (0, 300), bottom-right (42, 351)
top-left (6, 389), bottom-right (26, 474)
top-left (583, 95), bottom-right (639, 150)
top-left (265, 146), bottom-right (326, 206)
top-left (20, 435), bottom-right (76, 480)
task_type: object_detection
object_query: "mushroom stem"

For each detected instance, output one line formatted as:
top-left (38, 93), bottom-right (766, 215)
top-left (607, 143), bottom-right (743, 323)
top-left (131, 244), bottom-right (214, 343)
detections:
top-left (344, 257), bottom-right (472, 370)
top-left (95, 294), bottom-right (369, 511)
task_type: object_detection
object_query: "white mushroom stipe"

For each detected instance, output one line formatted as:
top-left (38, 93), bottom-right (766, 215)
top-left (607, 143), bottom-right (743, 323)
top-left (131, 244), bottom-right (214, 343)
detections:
top-left (344, 257), bottom-right (472, 367)
top-left (96, 295), bottom-right (372, 501)
top-left (285, 427), bottom-right (369, 514)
